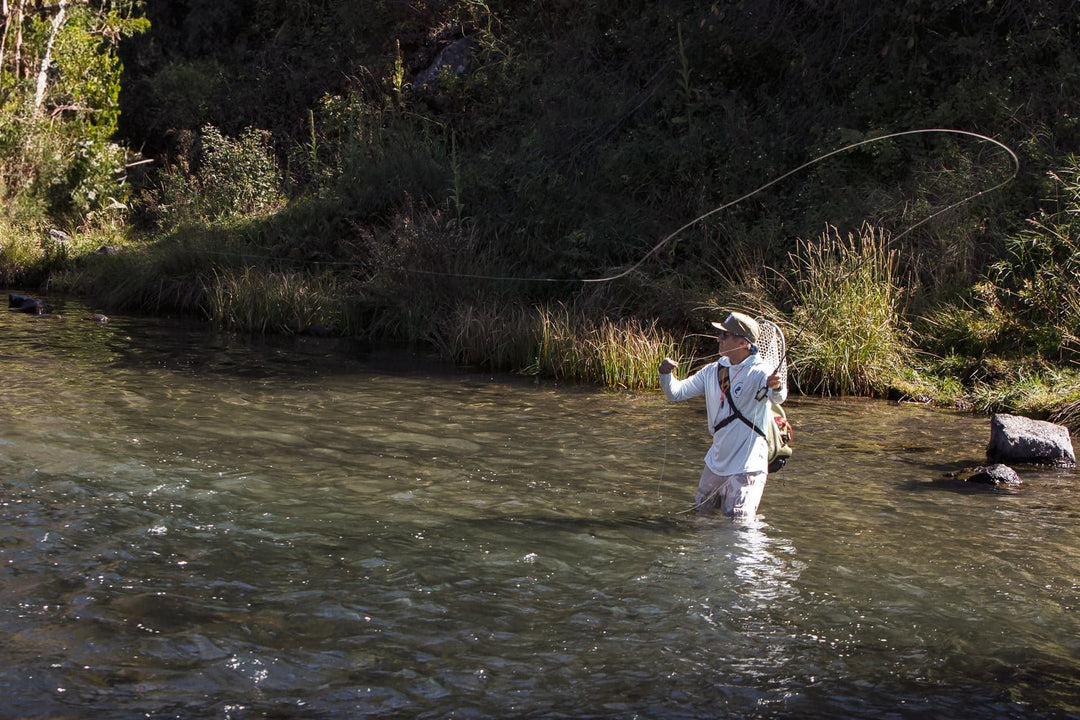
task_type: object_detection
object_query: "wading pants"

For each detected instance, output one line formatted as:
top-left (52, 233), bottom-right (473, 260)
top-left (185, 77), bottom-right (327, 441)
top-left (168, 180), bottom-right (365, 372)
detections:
top-left (694, 468), bottom-right (767, 517)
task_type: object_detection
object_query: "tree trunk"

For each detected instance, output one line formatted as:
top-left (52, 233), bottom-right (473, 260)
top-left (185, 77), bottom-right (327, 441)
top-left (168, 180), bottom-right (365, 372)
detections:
top-left (33, 0), bottom-right (67, 113)
top-left (12, 0), bottom-right (24, 79)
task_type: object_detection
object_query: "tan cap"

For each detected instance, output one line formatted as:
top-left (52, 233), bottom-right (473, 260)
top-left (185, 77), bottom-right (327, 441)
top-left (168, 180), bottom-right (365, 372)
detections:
top-left (710, 311), bottom-right (759, 343)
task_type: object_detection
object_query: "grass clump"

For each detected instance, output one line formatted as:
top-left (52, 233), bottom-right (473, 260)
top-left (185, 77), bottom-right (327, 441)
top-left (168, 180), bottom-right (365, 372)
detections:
top-left (0, 220), bottom-right (48, 286)
top-left (787, 223), bottom-right (912, 395)
top-left (530, 305), bottom-right (685, 390)
top-left (205, 267), bottom-right (348, 334)
top-left (430, 301), bottom-right (540, 373)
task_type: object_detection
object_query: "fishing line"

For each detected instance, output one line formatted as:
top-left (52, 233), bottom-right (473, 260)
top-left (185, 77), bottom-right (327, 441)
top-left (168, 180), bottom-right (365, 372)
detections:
top-left (594, 127), bottom-right (1018, 281)
top-left (190, 129), bottom-right (1017, 296)
top-left (212, 128), bottom-right (1017, 514)
top-left (399, 127), bottom-right (1019, 286)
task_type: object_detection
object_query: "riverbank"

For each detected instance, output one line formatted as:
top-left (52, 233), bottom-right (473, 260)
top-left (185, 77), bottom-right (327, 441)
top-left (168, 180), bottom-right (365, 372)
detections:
top-left (5, 208), bottom-right (1080, 433)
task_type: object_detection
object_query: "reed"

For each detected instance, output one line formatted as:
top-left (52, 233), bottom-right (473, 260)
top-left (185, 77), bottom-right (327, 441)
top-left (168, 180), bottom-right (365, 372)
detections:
top-left (591, 315), bottom-right (683, 390)
top-left (0, 221), bottom-right (45, 285)
top-left (205, 267), bottom-right (346, 334)
top-left (787, 223), bottom-right (912, 395)
top-left (426, 300), bottom-right (685, 389)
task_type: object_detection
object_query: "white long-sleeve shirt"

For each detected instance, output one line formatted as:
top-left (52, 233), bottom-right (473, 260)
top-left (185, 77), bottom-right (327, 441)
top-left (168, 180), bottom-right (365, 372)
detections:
top-left (660, 354), bottom-right (787, 475)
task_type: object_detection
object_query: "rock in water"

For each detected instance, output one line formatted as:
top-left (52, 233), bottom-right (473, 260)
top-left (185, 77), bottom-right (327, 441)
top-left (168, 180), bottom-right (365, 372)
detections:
top-left (962, 463), bottom-right (1022, 487)
top-left (987, 414), bottom-right (1076, 468)
top-left (8, 293), bottom-right (52, 314)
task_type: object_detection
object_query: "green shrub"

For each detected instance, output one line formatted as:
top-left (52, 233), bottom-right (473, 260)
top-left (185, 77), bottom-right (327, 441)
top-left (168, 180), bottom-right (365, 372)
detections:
top-left (144, 62), bottom-right (224, 132)
top-left (983, 160), bottom-right (1080, 359)
top-left (0, 2), bottom-right (145, 228)
top-left (155, 125), bottom-right (285, 229)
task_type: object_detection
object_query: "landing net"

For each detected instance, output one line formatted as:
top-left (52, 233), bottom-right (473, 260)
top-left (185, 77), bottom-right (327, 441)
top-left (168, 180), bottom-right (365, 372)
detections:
top-left (756, 319), bottom-right (787, 395)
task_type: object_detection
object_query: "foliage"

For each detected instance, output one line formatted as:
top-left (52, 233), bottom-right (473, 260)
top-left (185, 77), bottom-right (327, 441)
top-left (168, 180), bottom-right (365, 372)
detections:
top-left (987, 161), bottom-right (1080, 359)
top-left (0, 1), bottom-right (147, 228)
top-left (923, 157), bottom-right (1080, 365)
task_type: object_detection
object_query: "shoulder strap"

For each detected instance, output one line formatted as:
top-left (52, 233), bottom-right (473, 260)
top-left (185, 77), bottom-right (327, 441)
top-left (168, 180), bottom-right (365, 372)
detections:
top-left (713, 363), bottom-right (766, 438)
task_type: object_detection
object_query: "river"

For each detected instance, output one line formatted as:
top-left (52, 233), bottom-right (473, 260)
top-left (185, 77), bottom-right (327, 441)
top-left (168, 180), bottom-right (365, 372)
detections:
top-left (0, 297), bottom-right (1077, 719)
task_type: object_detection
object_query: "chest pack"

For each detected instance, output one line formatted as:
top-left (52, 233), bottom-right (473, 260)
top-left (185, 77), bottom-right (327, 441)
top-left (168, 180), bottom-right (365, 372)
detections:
top-left (713, 365), bottom-right (793, 473)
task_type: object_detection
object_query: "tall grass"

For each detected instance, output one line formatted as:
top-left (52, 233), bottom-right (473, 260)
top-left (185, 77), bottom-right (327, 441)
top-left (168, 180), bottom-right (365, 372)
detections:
top-left (787, 223), bottom-right (912, 395)
top-left (52, 227), bottom-right (239, 312)
top-left (0, 219), bottom-right (46, 286)
top-left (429, 300), bottom-right (686, 389)
top-left (430, 301), bottom-right (540, 371)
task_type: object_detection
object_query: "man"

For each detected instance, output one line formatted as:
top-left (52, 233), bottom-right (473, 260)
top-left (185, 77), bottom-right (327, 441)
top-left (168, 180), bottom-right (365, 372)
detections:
top-left (659, 311), bottom-right (786, 517)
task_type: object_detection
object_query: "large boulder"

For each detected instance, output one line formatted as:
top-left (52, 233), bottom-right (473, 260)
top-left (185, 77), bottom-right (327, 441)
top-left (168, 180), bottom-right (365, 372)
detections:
top-left (412, 37), bottom-right (479, 90)
top-left (987, 413), bottom-right (1076, 468)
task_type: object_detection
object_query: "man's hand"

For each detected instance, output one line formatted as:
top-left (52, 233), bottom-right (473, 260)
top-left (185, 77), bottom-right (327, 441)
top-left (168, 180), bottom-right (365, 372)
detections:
top-left (659, 358), bottom-right (678, 375)
top-left (767, 371), bottom-right (782, 390)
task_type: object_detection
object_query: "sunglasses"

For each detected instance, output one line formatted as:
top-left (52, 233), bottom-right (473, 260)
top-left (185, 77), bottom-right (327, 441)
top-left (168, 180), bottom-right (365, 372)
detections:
top-left (717, 330), bottom-right (738, 340)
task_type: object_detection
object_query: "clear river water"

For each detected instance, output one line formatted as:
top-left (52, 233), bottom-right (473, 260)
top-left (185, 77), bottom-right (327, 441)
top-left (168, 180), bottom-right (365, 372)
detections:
top-left (0, 297), bottom-right (1077, 719)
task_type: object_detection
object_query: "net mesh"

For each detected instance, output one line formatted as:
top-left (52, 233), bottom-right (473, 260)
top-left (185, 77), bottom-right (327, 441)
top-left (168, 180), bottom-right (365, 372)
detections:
top-left (757, 319), bottom-right (787, 394)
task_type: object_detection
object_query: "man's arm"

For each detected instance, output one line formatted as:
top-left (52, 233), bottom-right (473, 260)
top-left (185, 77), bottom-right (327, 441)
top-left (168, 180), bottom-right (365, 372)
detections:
top-left (659, 358), bottom-right (707, 402)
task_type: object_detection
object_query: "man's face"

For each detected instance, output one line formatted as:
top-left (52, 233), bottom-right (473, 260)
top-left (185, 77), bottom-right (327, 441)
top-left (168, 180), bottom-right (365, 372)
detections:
top-left (718, 329), bottom-right (743, 352)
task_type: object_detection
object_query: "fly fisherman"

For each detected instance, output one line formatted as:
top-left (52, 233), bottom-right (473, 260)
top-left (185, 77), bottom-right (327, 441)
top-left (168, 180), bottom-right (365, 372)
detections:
top-left (659, 311), bottom-right (786, 517)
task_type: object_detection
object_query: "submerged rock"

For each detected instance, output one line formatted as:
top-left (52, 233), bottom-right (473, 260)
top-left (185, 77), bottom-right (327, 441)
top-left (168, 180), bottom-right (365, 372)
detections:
top-left (987, 414), bottom-right (1076, 468)
top-left (959, 463), bottom-right (1021, 487)
top-left (939, 463), bottom-right (1021, 489)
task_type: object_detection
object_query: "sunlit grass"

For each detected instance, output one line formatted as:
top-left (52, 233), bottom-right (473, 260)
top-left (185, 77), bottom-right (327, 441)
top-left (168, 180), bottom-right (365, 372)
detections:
top-left (0, 219), bottom-right (45, 285)
top-left (530, 304), bottom-right (686, 389)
